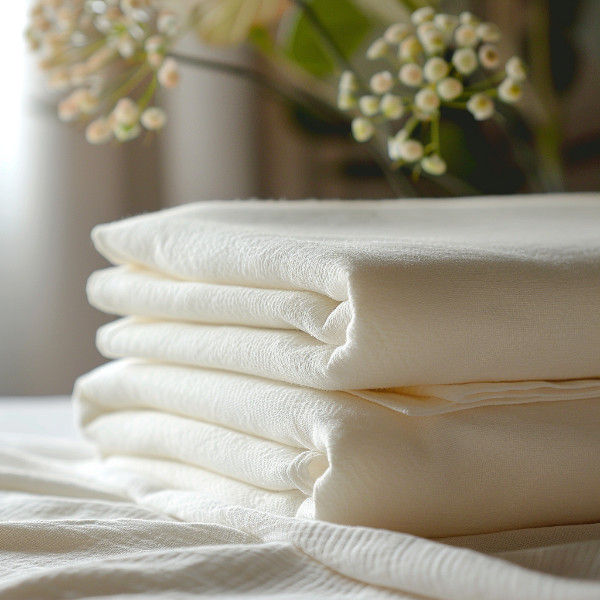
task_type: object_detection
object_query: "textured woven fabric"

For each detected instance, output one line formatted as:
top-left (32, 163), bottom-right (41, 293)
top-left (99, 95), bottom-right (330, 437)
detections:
top-left (1, 434), bottom-right (600, 600)
top-left (90, 195), bottom-right (600, 389)
top-left (75, 360), bottom-right (600, 537)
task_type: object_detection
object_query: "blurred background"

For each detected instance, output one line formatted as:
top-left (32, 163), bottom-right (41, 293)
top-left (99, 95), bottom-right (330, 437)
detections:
top-left (1, 0), bottom-right (599, 395)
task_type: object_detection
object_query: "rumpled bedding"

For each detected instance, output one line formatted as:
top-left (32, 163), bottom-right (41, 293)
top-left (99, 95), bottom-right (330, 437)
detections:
top-left (75, 360), bottom-right (600, 537)
top-left (90, 195), bottom-right (600, 389)
top-left (79, 195), bottom-right (600, 539)
top-left (2, 433), bottom-right (600, 600)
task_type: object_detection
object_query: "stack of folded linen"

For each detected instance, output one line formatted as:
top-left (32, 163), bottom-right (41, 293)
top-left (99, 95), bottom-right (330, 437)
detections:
top-left (75, 195), bottom-right (600, 538)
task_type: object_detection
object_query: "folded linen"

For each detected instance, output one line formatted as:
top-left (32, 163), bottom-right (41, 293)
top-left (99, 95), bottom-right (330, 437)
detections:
top-left (75, 360), bottom-right (600, 537)
top-left (90, 195), bottom-right (600, 389)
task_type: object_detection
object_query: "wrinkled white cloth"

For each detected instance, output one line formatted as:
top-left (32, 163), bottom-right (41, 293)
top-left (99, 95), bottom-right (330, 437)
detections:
top-left (74, 360), bottom-right (600, 538)
top-left (90, 195), bottom-right (600, 389)
top-left (2, 433), bottom-right (600, 600)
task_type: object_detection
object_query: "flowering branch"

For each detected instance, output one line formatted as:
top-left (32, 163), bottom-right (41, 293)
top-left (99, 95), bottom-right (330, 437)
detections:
top-left (338, 6), bottom-right (527, 177)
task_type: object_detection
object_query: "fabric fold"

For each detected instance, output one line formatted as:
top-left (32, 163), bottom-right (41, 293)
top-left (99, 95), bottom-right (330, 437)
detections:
top-left (90, 195), bottom-right (600, 388)
top-left (75, 360), bottom-right (600, 538)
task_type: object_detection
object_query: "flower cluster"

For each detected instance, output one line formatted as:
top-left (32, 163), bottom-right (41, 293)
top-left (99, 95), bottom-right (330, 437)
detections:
top-left (338, 6), bottom-right (527, 176)
top-left (26, 0), bottom-right (190, 144)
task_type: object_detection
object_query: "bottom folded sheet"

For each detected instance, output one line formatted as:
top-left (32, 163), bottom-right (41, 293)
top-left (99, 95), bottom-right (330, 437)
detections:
top-left (74, 360), bottom-right (600, 538)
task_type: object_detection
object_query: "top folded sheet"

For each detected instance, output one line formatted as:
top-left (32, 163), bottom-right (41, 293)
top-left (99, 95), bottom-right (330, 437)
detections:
top-left (91, 194), bottom-right (600, 389)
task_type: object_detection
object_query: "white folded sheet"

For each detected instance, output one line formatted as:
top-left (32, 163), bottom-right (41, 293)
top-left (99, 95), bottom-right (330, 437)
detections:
top-left (75, 360), bottom-right (600, 537)
top-left (3, 434), bottom-right (600, 600)
top-left (90, 195), bottom-right (600, 389)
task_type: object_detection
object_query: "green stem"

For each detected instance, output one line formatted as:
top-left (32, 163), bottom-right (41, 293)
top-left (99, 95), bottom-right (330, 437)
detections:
top-left (168, 51), bottom-right (344, 127)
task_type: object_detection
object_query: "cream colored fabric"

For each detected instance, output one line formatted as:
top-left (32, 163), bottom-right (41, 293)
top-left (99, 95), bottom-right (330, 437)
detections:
top-left (75, 360), bottom-right (600, 538)
top-left (90, 195), bottom-right (600, 389)
top-left (2, 433), bottom-right (600, 600)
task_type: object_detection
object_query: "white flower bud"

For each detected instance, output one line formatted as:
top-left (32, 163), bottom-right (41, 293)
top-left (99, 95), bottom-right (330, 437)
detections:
top-left (421, 153), bottom-right (447, 175)
top-left (399, 63), bottom-right (423, 87)
top-left (48, 67), bottom-right (70, 90)
top-left (141, 107), bottom-right (167, 130)
top-left (114, 97), bottom-right (139, 126)
top-left (351, 117), bottom-right (374, 142)
top-left (384, 23), bottom-right (411, 44)
top-left (455, 24), bottom-right (479, 47)
top-left (411, 6), bottom-right (435, 25)
top-left (85, 118), bottom-right (113, 144)
top-left (452, 47), bottom-right (478, 75)
top-left (113, 122), bottom-right (142, 142)
top-left (157, 10), bottom-right (178, 36)
top-left (359, 95), bottom-right (379, 116)
top-left (424, 57), bottom-right (449, 82)
top-left (69, 88), bottom-right (98, 114)
top-left (437, 77), bottom-right (463, 101)
top-left (400, 139), bottom-right (424, 162)
top-left (477, 22), bottom-right (502, 43)
top-left (467, 93), bottom-right (495, 120)
top-left (399, 35), bottom-right (422, 61)
top-left (498, 78), bottom-right (523, 103)
top-left (459, 11), bottom-right (478, 25)
top-left (58, 98), bottom-right (79, 122)
top-left (366, 38), bottom-right (388, 60)
top-left (505, 57), bottom-right (527, 82)
top-left (339, 70), bottom-right (358, 92)
top-left (380, 94), bottom-right (404, 119)
top-left (388, 137), bottom-right (402, 161)
top-left (415, 88), bottom-right (440, 113)
top-left (479, 44), bottom-right (500, 69)
top-left (117, 34), bottom-right (136, 58)
top-left (370, 70), bottom-right (393, 94)
top-left (420, 27), bottom-right (445, 55)
top-left (337, 90), bottom-right (356, 110)
top-left (145, 35), bottom-right (165, 54)
top-left (158, 58), bottom-right (179, 88)
top-left (434, 14), bottom-right (459, 34)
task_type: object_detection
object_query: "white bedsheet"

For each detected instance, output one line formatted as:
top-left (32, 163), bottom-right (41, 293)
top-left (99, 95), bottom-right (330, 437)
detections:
top-left (75, 360), bottom-right (600, 537)
top-left (1, 428), bottom-right (600, 600)
top-left (90, 195), bottom-right (600, 388)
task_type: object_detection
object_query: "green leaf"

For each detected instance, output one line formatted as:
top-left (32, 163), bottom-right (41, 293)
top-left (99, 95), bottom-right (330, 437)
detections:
top-left (283, 0), bottom-right (372, 77)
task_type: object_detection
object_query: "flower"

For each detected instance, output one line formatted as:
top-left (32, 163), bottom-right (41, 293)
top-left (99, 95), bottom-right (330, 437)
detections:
top-left (380, 94), bottom-right (404, 119)
top-left (467, 93), bottom-right (495, 120)
top-left (479, 44), bottom-right (500, 69)
top-left (437, 77), bottom-right (463, 101)
top-left (359, 95), bottom-right (380, 116)
top-left (399, 63), bottom-right (423, 87)
top-left (415, 88), bottom-right (440, 113)
top-left (454, 24), bottom-right (478, 47)
top-left (423, 57), bottom-right (449, 83)
top-left (85, 118), bottom-right (112, 144)
top-left (421, 154), bottom-right (447, 175)
top-left (333, 6), bottom-right (527, 175)
top-left (452, 48), bottom-right (478, 75)
top-left (352, 117), bottom-right (375, 142)
top-left (505, 57), bottom-right (527, 82)
top-left (27, 0), bottom-right (188, 145)
top-left (141, 107), bottom-right (167, 130)
top-left (370, 71), bottom-right (394, 94)
top-left (366, 38), bottom-right (389, 60)
top-left (411, 7), bottom-right (435, 25)
top-left (158, 58), bottom-right (180, 88)
top-left (384, 23), bottom-right (411, 44)
top-left (399, 139), bottom-right (424, 162)
top-left (498, 78), bottom-right (523, 103)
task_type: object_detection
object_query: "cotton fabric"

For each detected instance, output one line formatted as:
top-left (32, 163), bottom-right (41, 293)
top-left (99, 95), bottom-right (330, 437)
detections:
top-left (75, 360), bottom-right (600, 537)
top-left (1, 432), bottom-right (600, 600)
top-left (90, 195), bottom-right (600, 389)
